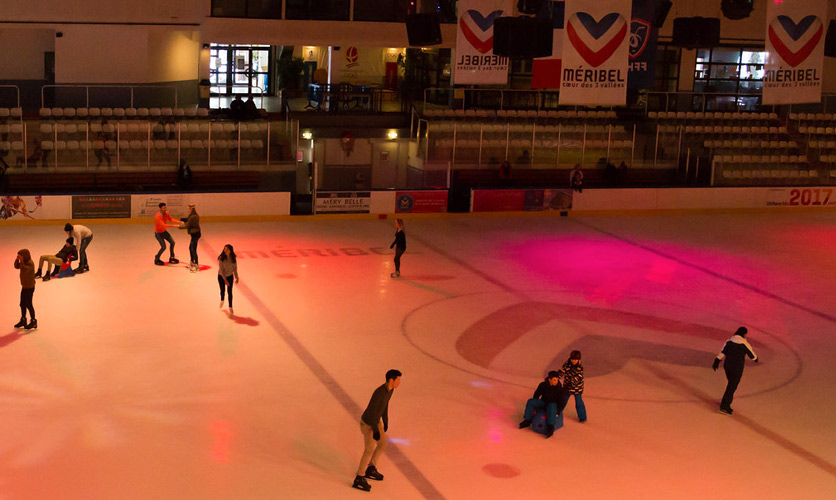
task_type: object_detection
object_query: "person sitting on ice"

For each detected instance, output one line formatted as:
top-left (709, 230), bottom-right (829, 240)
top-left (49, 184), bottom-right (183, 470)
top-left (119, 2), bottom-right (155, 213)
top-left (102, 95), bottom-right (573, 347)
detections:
top-left (34, 237), bottom-right (77, 281)
top-left (518, 370), bottom-right (567, 438)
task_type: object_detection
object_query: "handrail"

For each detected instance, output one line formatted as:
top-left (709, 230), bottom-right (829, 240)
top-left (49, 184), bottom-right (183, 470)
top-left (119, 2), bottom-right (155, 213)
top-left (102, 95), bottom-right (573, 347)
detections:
top-left (0, 85), bottom-right (21, 108)
top-left (41, 84), bottom-right (179, 108)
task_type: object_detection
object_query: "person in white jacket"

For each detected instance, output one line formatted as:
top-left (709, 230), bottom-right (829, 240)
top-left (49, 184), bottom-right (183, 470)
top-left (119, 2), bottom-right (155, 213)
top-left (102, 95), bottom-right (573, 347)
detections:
top-left (65, 223), bottom-right (93, 273)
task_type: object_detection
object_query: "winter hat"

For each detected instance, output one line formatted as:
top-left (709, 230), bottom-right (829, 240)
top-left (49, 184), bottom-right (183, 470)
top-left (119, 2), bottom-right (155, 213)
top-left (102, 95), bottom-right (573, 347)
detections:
top-left (64, 223), bottom-right (73, 232)
top-left (570, 350), bottom-right (582, 360)
top-left (735, 327), bottom-right (748, 337)
top-left (548, 370), bottom-right (560, 379)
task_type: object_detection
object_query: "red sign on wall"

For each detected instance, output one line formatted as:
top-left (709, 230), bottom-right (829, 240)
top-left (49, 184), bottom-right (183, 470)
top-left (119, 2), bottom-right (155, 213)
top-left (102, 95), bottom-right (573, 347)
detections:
top-left (395, 191), bottom-right (448, 213)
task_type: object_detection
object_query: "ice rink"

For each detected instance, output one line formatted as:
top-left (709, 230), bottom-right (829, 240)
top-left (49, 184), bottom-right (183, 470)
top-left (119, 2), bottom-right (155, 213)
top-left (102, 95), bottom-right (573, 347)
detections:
top-left (1, 212), bottom-right (835, 499)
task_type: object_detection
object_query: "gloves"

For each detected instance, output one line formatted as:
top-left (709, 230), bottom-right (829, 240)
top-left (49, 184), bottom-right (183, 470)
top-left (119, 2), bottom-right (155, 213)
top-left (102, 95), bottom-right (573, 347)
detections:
top-left (372, 429), bottom-right (381, 441)
top-left (712, 358), bottom-right (720, 371)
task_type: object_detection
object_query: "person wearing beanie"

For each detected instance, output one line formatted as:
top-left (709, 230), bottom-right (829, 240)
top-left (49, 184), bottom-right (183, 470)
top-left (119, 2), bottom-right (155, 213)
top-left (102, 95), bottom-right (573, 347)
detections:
top-left (558, 350), bottom-right (587, 423)
top-left (353, 369), bottom-right (402, 492)
top-left (177, 203), bottom-right (201, 272)
top-left (64, 223), bottom-right (93, 273)
top-left (34, 237), bottom-right (78, 281)
top-left (153, 202), bottom-right (181, 266)
top-left (713, 327), bottom-right (758, 415)
top-left (13, 249), bottom-right (37, 330)
top-left (519, 370), bottom-right (568, 438)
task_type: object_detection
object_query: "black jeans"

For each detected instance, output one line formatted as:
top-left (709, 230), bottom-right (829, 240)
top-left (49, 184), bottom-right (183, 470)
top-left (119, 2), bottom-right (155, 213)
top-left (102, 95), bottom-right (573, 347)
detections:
top-left (189, 232), bottom-right (201, 265)
top-left (394, 247), bottom-right (405, 273)
top-left (721, 367), bottom-right (743, 410)
top-left (78, 234), bottom-right (93, 268)
top-left (155, 231), bottom-right (175, 260)
top-left (218, 274), bottom-right (234, 307)
top-left (19, 287), bottom-right (35, 319)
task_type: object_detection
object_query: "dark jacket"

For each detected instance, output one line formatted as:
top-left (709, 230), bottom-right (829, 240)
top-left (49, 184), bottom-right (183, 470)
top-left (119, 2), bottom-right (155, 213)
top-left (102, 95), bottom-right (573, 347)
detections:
top-left (716, 335), bottom-right (757, 373)
top-left (559, 360), bottom-right (584, 394)
top-left (181, 212), bottom-right (200, 235)
top-left (361, 383), bottom-right (393, 429)
top-left (15, 249), bottom-right (35, 289)
top-left (390, 230), bottom-right (406, 250)
top-left (532, 379), bottom-right (565, 406)
top-left (56, 244), bottom-right (78, 263)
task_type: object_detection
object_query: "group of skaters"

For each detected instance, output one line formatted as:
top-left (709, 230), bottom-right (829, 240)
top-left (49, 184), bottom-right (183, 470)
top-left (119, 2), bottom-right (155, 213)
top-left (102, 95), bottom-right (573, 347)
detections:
top-left (12, 223), bottom-right (93, 330)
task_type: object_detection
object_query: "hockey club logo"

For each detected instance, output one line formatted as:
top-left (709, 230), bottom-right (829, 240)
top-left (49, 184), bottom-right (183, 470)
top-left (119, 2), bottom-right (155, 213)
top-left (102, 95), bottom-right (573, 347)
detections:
top-left (629, 19), bottom-right (650, 60)
top-left (567, 12), bottom-right (627, 67)
top-left (345, 47), bottom-right (359, 68)
top-left (460, 9), bottom-right (504, 54)
top-left (768, 15), bottom-right (823, 68)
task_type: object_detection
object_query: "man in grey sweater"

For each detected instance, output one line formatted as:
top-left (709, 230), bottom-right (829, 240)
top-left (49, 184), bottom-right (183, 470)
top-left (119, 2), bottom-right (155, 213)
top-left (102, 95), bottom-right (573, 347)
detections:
top-left (352, 369), bottom-right (402, 492)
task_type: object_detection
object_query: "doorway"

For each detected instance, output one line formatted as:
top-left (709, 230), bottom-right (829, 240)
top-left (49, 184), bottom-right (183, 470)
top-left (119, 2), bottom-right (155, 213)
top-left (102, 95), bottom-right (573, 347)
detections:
top-left (209, 44), bottom-right (272, 96)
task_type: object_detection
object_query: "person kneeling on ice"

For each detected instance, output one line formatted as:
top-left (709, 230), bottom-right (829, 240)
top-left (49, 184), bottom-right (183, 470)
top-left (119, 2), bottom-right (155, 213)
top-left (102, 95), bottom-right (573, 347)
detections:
top-left (713, 327), bottom-right (758, 415)
top-left (34, 238), bottom-right (78, 281)
top-left (519, 370), bottom-right (567, 438)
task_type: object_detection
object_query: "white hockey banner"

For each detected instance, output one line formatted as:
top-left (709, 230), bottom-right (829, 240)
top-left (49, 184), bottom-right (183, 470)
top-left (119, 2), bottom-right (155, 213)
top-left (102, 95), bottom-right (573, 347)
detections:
top-left (763, 0), bottom-right (826, 105)
top-left (560, 0), bottom-right (631, 105)
top-left (454, 0), bottom-right (512, 85)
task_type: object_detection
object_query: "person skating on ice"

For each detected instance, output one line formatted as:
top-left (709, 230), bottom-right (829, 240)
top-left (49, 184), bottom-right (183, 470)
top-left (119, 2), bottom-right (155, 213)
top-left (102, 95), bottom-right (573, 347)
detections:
top-left (353, 369), bottom-right (402, 492)
top-left (153, 202), bottom-right (181, 266)
top-left (13, 249), bottom-right (37, 330)
top-left (389, 218), bottom-right (406, 278)
top-left (713, 327), bottom-right (758, 415)
top-left (519, 370), bottom-right (567, 438)
top-left (34, 237), bottom-right (77, 281)
top-left (558, 350), bottom-right (587, 423)
top-left (217, 244), bottom-right (239, 315)
top-left (64, 223), bottom-right (93, 273)
top-left (178, 203), bottom-right (201, 272)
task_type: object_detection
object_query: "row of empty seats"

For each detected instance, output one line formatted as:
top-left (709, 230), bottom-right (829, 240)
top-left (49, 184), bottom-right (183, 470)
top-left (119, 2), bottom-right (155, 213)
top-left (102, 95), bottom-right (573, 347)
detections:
top-left (35, 121), bottom-right (269, 136)
top-left (0, 108), bottom-right (23, 119)
top-left (716, 154), bottom-right (808, 165)
top-left (434, 138), bottom-right (633, 149)
top-left (424, 108), bottom-right (618, 121)
top-left (650, 111), bottom-right (779, 122)
top-left (38, 107), bottom-right (209, 119)
top-left (36, 139), bottom-right (264, 151)
top-left (430, 121), bottom-right (629, 135)
top-left (659, 124), bottom-right (789, 135)
top-left (721, 168), bottom-right (819, 180)
top-left (705, 139), bottom-right (799, 150)
top-left (788, 112), bottom-right (836, 123)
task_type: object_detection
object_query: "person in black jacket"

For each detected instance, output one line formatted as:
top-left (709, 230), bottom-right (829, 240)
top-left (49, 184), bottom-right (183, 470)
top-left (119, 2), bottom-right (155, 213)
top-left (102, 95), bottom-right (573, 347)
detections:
top-left (519, 371), bottom-right (567, 438)
top-left (353, 369), bottom-right (402, 492)
top-left (34, 238), bottom-right (78, 281)
top-left (389, 218), bottom-right (406, 278)
top-left (713, 327), bottom-right (758, 415)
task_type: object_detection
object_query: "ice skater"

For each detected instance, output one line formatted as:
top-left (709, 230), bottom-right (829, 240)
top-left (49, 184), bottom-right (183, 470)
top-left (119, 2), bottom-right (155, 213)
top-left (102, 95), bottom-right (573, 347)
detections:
top-left (558, 350), bottom-right (587, 423)
top-left (353, 369), bottom-right (402, 492)
top-left (64, 223), bottom-right (93, 273)
top-left (713, 327), bottom-right (758, 415)
top-left (34, 237), bottom-right (78, 281)
top-left (217, 244), bottom-right (239, 315)
top-left (519, 370), bottom-right (567, 438)
top-left (154, 202), bottom-right (181, 266)
top-left (389, 218), bottom-right (406, 278)
top-left (178, 203), bottom-right (201, 272)
top-left (14, 249), bottom-right (36, 330)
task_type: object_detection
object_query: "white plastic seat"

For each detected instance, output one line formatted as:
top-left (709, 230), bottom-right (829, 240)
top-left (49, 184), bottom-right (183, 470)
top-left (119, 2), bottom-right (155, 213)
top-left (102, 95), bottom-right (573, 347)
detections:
top-left (113, 108), bottom-right (126, 118)
top-left (101, 108), bottom-right (113, 117)
top-left (39, 108), bottom-right (51, 118)
top-left (126, 108), bottom-right (138, 117)
top-left (63, 107), bottom-right (76, 118)
top-left (88, 108), bottom-right (101, 117)
top-left (76, 108), bottom-right (89, 118)
top-left (137, 108), bottom-right (150, 117)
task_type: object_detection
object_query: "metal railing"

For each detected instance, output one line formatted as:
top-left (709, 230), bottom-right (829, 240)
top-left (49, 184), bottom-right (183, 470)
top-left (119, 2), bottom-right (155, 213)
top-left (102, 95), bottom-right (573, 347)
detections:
top-left (41, 84), bottom-right (179, 108)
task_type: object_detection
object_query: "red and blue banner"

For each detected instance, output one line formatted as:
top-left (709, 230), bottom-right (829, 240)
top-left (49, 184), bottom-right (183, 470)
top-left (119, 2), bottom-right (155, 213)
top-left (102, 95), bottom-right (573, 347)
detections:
top-left (560, 0), bottom-right (631, 105)
top-left (763, 0), bottom-right (826, 105)
top-left (532, 1), bottom-right (565, 89)
top-left (455, 0), bottom-right (512, 84)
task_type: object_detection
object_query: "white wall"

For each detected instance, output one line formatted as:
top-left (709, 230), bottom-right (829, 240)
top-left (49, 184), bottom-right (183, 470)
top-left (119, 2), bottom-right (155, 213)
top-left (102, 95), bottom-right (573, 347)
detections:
top-left (0, 28), bottom-right (54, 80)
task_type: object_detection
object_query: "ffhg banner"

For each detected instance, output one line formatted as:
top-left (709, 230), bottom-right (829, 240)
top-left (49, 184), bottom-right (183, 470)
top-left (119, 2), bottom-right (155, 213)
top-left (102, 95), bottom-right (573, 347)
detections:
top-left (560, 0), bottom-right (631, 105)
top-left (763, 0), bottom-right (826, 105)
top-left (454, 0), bottom-right (512, 85)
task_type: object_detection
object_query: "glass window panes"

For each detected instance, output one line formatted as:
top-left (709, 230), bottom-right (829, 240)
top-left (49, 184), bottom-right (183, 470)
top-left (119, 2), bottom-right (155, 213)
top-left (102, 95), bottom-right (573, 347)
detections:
top-left (211, 0), bottom-right (281, 19)
top-left (209, 44), bottom-right (272, 96)
top-left (692, 46), bottom-right (767, 102)
top-left (286, 0), bottom-right (349, 20)
top-left (354, 0), bottom-right (412, 21)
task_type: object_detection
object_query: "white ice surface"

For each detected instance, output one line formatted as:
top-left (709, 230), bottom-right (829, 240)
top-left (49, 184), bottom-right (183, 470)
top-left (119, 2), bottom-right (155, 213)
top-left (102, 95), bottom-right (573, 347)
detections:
top-left (0, 213), bottom-right (835, 499)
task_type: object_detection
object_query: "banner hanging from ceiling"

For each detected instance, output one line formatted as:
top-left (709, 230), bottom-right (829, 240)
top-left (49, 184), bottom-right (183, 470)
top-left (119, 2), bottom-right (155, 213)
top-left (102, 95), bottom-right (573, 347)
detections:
top-left (454, 0), bottom-right (512, 85)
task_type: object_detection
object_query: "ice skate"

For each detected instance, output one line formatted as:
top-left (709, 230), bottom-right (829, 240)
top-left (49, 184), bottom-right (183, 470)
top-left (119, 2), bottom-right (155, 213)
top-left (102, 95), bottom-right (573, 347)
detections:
top-left (154, 259), bottom-right (165, 266)
top-left (364, 465), bottom-right (383, 481)
top-left (42, 273), bottom-right (51, 282)
top-left (169, 257), bottom-right (179, 264)
top-left (14, 318), bottom-right (27, 328)
top-left (24, 319), bottom-right (37, 330)
top-left (352, 475), bottom-right (371, 491)
top-left (719, 407), bottom-right (733, 415)
top-left (75, 267), bottom-right (85, 274)
top-left (219, 300), bottom-right (224, 309)
top-left (34, 269), bottom-right (42, 278)
top-left (229, 308), bottom-right (234, 315)
top-left (519, 419), bottom-right (531, 429)
top-left (390, 271), bottom-right (400, 278)
top-left (545, 424), bottom-right (555, 438)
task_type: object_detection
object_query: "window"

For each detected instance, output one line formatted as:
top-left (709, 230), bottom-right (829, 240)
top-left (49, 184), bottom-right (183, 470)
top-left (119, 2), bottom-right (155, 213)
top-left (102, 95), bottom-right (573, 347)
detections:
top-left (654, 45), bottom-right (680, 92)
top-left (285, 0), bottom-right (349, 20)
top-left (211, 0), bottom-right (282, 19)
top-left (354, 0), bottom-right (413, 22)
top-left (694, 47), bottom-right (766, 96)
top-left (209, 44), bottom-right (272, 96)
